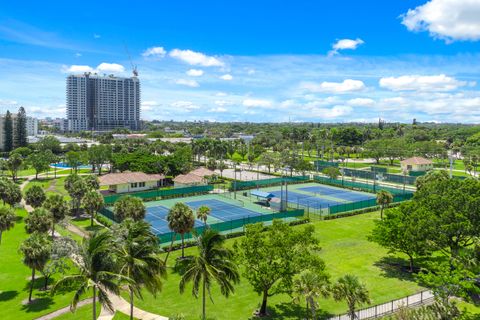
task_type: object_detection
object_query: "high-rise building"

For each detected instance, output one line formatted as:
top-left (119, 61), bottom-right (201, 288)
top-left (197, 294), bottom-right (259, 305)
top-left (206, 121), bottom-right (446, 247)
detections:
top-left (66, 73), bottom-right (141, 132)
top-left (26, 116), bottom-right (38, 136)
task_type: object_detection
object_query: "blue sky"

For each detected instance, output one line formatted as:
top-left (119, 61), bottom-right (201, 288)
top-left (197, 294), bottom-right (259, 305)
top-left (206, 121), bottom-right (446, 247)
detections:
top-left (1, 0), bottom-right (480, 123)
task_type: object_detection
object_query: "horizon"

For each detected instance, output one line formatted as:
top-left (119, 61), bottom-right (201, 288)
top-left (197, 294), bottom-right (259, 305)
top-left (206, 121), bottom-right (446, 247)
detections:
top-left (1, 0), bottom-right (480, 123)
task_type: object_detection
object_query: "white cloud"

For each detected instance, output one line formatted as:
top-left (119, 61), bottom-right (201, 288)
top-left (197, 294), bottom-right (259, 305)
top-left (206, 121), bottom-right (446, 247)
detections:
top-left (186, 69), bottom-right (204, 77)
top-left (93, 34), bottom-right (101, 39)
top-left (302, 79), bottom-right (366, 93)
top-left (169, 49), bottom-right (224, 67)
top-left (329, 38), bottom-right (364, 56)
top-left (62, 63), bottom-right (126, 74)
top-left (379, 74), bottom-right (468, 91)
top-left (402, 0), bottom-right (480, 42)
top-left (141, 100), bottom-right (159, 111)
top-left (209, 107), bottom-right (227, 112)
top-left (348, 98), bottom-right (375, 106)
top-left (174, 79), bottom-right (200, 87)
top-left (242, 99), bottom-right (273, 108)
top-left (215, 92), bottom-right (227, 97)
top-left (307, 105), bottom-right (353, 119)
top-left (74, 53), bottom-right (82, 58)
top-left (96, 63), bottom-right (125, 73)
top-left (63, 65), bottom-right (94, 73)
top-left (214, 100), bottom-right (232, 106)
top-left (142, 46), bottom-right (166, 59)
top-left (220, 74), bottom-right (233, 81)
top-left (170, 100), bottom-right (200, 111)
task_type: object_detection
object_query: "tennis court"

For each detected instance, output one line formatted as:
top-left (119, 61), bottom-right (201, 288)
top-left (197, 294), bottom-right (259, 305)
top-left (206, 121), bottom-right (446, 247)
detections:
top-left (258, 182), bottom-right (376, 212)
top-left (269, 190), bottom-right (342, 209)
top-left (298, 185), bottom-right (375, 202)
top-left (145, 205), bottom-right (204, 235)
top-left (142, 193), bottom-right (276, 237)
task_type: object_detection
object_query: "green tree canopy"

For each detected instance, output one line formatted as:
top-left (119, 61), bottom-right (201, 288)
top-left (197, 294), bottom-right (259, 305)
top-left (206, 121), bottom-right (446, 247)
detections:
top-left (20, 232), bottom-right (51, 302)
top-left (25, 208), bottom-right (52, 234)
top-left (113, 195), bottom-right (146, 222)
top-left (166, 202), bottom-right (195, 259)
top-left (25, 185), bottom-right (46, 208)
top-left (234, 220), bottom-right (324, 317)
top-left (0, 206), bottom-right (16, 245)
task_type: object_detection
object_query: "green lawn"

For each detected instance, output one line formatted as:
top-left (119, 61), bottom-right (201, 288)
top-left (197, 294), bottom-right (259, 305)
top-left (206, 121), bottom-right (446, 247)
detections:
top-left (0, 208), bottom-right (87, 320)
top-left (52, 302), bottom-right (100, 320)
top-left (131, 211), bottom-right (424, 320)
top-left (69, 217), bottom-right (104, 234)
top-left (24, 176), bottom-right (70, 200)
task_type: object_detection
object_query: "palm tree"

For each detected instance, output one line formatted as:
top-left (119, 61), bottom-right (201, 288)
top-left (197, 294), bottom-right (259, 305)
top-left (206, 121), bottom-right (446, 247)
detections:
top-left (196, 205), bottom-right (211, 227)
top-left (332, 274), bottom-right (371, 320)
top-left (292, 269), bottom-right (330, 319)
top-left (52, 231), bottom-right (127, 320)
top-left (0, 206), bottom-right (16, 245)
top-left (177, 229), bottom-right (239, 320)
top-left (43, 194), bottom-right (70, 237)
top-left (114, 219), bottom-right (166, 320)
top-left (83, 191), bottom-right (105, 227)
top-left (20, 232), bottom-right (51, 302)
top-left (376, 190), bottom-right (393, 219)
top-left (166, 202), bottom-right (195, 260)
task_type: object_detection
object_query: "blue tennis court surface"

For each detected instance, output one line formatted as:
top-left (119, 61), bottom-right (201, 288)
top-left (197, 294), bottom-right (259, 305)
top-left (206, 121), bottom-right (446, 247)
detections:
top-left (145, 199), bottom-right (263, 235)
top-left (145, 205), bottom-right (204, 234)
top-left (186, 199), bottom-right (262, 221)
top-left (298, 185), bottom-right (375, 202)
top-left (270, 190), bottom-right (341, 209)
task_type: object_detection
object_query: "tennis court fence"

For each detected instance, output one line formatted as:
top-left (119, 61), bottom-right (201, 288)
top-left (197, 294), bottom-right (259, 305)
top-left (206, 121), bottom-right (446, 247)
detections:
top-left (99, 206), bottom-right (305, 244)
top-left (102, 185), bottom-right (214, 205)
top-left (313, 175), bottom-right (413, 196)
top-left (230, 175), bottom-right (310, 191)
top-left (157, 209), bottom-right (305, 244)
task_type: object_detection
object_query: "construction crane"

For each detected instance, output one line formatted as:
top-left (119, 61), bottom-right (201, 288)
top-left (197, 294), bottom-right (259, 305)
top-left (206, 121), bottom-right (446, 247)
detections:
top-left (124, 43), bottom-right (138, 77)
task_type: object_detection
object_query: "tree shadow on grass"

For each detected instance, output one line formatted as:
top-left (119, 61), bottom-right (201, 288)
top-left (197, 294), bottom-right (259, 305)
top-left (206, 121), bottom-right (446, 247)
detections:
top-left (20, 295), bottom-right (54, 313)
top-left (0, 290), bottom-right (18, 301)
top-left (373, 255), bottom-right (447, 283)
top-left (247, 302), bottom-right (307, 319)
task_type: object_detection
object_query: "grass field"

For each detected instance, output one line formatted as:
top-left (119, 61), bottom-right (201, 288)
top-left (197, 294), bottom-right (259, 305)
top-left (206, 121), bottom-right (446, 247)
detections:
top-left (131, 211), bottom-right (424, 320)
top-left (0, 208), bottom-right (87, 320)
top-left (24, 176), bottom-right (70, 200)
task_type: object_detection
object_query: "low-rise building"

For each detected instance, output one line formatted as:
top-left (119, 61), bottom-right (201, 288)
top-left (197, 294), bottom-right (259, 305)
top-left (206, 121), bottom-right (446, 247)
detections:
top-left (99, 172), bottom-right (166, 194)
top-left (400, 157), bottom-right (433, 172)
top-left (172, 167), bottom-right (215, 187)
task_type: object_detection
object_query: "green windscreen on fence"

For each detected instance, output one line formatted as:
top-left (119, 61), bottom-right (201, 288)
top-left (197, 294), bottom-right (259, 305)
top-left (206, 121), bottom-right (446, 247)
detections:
top-left (231, 175), bottom-right (310, 191)
top-left (371, 166), bottom-right (388, 173)
top-left (157, 209), bottom-right (305, 243)
top-left (313, 175), bottom-right (413, 196)
top-left (103, 185), bottom-right (214, 205)
top-left (327, 193), bottom-right (413, 214)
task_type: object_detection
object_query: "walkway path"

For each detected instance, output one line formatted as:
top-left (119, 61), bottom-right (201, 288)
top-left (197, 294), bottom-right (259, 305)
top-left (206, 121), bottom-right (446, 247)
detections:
top-left (35, 298), bottom-right (93, 320)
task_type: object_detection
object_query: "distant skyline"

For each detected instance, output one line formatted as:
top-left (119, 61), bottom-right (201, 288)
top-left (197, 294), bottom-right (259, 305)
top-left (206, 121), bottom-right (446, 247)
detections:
top-left (1, 0), bottom-right (480, 123)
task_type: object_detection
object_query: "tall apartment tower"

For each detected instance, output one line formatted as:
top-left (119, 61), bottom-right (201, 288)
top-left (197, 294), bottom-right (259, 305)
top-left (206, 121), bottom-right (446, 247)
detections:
top-left (66, 73), bottom-right (141, 132)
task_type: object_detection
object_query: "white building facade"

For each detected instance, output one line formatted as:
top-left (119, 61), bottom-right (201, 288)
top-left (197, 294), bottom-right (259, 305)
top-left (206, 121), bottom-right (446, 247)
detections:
top-left (66, 73), bottom-right (141, 132)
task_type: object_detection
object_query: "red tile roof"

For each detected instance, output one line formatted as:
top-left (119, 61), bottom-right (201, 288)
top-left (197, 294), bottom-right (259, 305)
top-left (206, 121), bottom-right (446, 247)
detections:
top-left (173, 173), bottom-right (204, 184)
top-left (99, 172), bottom-right (165, 186)
top-left (400, 157), bottom-right (432, 165)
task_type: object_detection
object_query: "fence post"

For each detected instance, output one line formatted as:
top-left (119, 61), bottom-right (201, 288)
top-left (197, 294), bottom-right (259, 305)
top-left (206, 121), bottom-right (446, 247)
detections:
top-left (421, 291), bottom-right (423, 302)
